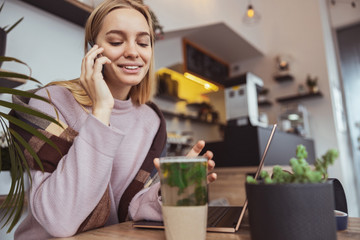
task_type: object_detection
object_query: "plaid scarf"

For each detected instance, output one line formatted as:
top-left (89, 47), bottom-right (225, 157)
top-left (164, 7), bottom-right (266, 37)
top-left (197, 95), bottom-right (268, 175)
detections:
top-left (10, 90), bottom-right (167, 233)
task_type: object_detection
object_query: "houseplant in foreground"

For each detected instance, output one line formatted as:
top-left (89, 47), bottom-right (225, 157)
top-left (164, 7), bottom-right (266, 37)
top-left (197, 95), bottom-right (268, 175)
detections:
top-left (246, 145), bottom-right (339, 240)
top-left (1, 2), bottom-right (63, 233)
top-left (0, 56), bottom-right (62, 233)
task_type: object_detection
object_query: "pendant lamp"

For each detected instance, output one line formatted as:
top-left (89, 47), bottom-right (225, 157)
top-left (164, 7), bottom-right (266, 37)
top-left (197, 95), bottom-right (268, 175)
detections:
top-left (243, 0), bottom-right (261, 25)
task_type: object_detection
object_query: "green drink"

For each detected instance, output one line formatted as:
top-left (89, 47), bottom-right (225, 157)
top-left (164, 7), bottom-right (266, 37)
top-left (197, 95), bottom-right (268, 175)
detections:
top-left (159, 156), bottom-right (208, 240)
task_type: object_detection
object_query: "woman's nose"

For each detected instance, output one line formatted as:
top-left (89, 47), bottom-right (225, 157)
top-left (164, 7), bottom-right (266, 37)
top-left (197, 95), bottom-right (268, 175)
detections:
top-left (124, 43), bottom-right (139, 58)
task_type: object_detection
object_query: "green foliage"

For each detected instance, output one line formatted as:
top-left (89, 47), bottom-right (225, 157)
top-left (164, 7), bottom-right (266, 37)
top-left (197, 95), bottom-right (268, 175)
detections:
top-left (306, 75), bottom-right (318, 87)
top-left (0, 2), bottom-right (24, 34)
top-left (0, 56), bottom-right (63, 233)
top-left (247, 144), bottom-right (339, 184)
top-left (161, 161), bottom-right (207, 206)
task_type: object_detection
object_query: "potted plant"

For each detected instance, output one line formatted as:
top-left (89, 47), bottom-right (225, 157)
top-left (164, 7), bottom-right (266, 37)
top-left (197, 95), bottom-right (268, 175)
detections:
top-left (306, 75), bottom-right (319, 94)
top-left (0, 2), bottom-right (61, 234)
top-left (246, 145), bottom-right (339, 240)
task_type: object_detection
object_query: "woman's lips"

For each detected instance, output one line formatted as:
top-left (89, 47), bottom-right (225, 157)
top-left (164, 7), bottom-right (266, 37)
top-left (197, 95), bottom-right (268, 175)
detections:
top-left (119, 65), bottom-right (142, 73)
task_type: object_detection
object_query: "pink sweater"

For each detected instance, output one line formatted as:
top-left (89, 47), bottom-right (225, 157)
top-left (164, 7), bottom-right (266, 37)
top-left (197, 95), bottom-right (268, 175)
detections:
top-left (14, 85), bottom-right (163, 239)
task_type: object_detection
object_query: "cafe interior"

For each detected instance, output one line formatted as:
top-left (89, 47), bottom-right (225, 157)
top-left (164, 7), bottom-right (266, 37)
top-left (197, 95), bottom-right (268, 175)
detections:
top-left (0, 0), bottom-right (360, 239)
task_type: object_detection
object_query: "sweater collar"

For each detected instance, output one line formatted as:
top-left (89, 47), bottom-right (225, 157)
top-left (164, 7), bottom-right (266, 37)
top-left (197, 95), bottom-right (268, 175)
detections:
top-left (112, 97), bottom-right (135, 113)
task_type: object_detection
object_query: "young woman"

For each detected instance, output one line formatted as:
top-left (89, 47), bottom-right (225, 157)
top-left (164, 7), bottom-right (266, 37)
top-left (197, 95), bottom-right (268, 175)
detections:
top-left (14, 0), bottom-right (216, 239)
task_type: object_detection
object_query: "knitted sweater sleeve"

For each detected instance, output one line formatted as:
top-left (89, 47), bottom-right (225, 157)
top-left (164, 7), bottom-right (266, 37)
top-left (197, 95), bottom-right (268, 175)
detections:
top-left (27, 88), bottom-right (124, 237)
top-left (128, 182), bottom-right (163, 221)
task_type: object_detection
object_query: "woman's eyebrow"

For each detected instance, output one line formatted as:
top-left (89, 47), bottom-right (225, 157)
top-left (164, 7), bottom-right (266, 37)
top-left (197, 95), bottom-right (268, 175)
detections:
top-left (106, 30), bottom-right (125, 36)
top-left (106, 30), bottom-right (150, 38)
top-left (137, 32), bottom-right (150, 38)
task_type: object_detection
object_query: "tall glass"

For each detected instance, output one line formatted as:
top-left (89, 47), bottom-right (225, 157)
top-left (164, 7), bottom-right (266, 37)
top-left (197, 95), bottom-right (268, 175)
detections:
top-left (159, 156), bottom-right (208, 240)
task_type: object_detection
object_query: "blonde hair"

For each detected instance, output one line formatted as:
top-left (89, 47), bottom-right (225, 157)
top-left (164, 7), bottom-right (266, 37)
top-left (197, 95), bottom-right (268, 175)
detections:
top-left (48, 0), bottom-right (155, 106)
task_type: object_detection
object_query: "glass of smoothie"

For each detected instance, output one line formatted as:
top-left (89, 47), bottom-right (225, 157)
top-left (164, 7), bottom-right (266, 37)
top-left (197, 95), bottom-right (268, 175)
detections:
top-left (159, 156), bottom-right (208, 240)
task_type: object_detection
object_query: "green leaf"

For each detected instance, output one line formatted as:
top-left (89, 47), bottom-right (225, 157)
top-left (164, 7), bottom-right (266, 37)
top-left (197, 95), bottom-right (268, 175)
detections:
top-left (0, 100), bottom-right (63, 128)
top-left (5, 17), bottom-right (24, 34)
top-left (0, 71), bottom-right (40, 84)
top-left (0, 56), bottom-right (28, 66)
top-left (0, 170), bottom-right (25, 233)
top-left (9, 129), bottom-right (44, 172)
top-left (0, 87), bottom-right (49, 102)
top-left (246, 175), bottom-right (257, 184)
top-left (0, 2), bottom-right (4, 13)
top-left (13, 140), bottom-right (32, 185)
top-left (0, 113), bottom-right (61, 157)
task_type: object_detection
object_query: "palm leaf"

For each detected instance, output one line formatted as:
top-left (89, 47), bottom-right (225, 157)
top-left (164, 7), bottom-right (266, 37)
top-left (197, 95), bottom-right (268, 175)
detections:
top-left (0, 113), bottom-right (61, 159)
top-left (0, 53), bottom-right (64, 233)
top-left (13, 141), bottom-right (31, 184)
top-left (0, 71), bottom-right (39, 84)
top-left (0, 100), bottom-right (63, 128)
top-left (0, 87), bottom-right (48, 100)
top-left (0, 168), bottom-right (23, 227)
top-left (9, 129), bottom-right (44, 172)
top-left (0, 56), bottom-right (38, 84)
top-left (4, 17), bottom-right (24, 34)
top-left (0, 56), bottom-right (29, 67)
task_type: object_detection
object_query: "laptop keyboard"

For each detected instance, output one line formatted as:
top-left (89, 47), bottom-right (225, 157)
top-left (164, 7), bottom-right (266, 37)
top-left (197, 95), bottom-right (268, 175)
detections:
top-left (207, 206), bottom-right (230, 227)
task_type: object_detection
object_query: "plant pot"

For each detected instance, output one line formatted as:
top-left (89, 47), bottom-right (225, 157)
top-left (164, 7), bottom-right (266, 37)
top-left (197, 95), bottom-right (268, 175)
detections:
top-left (0, 28), bottom-right (6, 68)
top-left (245, 181), bottom-right (337, 240)
top-left (308, 85), bottom-right (319, 94)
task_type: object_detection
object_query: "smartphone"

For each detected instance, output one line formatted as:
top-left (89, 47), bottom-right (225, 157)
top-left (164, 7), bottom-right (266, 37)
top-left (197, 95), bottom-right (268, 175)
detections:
top-left (87, 41), bottom-right (105, 73)
top-left (87, 41), bottom-right (94, 51)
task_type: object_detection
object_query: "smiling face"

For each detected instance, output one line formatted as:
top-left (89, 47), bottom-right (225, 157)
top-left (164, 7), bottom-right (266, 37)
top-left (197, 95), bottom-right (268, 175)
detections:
top-left (95, 8), bottom-right (152, 99)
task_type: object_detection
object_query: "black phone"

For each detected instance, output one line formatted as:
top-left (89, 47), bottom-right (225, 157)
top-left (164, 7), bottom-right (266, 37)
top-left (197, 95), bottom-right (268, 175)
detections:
top-left (87, 41), bottom-right (105, 73)
top-left (87, 41), bottom-right (95, 51)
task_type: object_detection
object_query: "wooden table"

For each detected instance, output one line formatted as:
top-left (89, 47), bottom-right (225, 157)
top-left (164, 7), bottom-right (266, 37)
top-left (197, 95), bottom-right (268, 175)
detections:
top-left (52, 166), bottom-right (360, 239)
top-left (52, 218), bottom-right (360, 240)
top-left (208, 166), bottom-right (291, 205)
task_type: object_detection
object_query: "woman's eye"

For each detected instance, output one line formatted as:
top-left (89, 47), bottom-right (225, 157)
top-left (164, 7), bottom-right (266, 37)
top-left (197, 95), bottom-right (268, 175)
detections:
top-left (138, 42), bottom-right (149, 47)
top-left (110, 42), bottom-right (122, 46)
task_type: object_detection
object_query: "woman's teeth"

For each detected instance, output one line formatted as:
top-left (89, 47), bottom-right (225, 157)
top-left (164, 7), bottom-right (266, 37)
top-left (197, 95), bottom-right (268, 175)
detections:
top-left (124, 66), bottom-right (139, 70)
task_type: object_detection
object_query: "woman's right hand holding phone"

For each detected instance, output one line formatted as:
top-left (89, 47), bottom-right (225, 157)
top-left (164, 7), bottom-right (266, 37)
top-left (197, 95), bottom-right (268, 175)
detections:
top-left (80, 44), bottom-right (113, 125)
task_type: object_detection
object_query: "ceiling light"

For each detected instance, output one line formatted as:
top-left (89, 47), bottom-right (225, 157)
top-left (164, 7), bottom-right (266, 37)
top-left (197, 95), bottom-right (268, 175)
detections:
top-left (184, 72), bottom-right (219, 92)
top-left (243, 1), bottom-right (261, 25)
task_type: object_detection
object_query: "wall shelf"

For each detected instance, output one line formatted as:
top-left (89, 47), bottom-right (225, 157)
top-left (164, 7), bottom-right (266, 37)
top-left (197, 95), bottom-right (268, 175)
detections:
top-left (155, 94), bottom-right (186, 103)
top-left (258, 100), bottom-right (273, 107)
top-left (274, 74), bottom-right (294, 83)
top-left (276, 92), bottom-right (323, 103)
top-left (161, 110), bottom-right (223, 126)
top-left (20, 0), bottom-right (92, 27)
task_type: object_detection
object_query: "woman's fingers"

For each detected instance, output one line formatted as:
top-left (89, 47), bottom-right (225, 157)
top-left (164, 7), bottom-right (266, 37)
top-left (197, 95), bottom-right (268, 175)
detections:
top-left (93, 55), bottom-right (111, 75)
top-left (79, 44), bottom-right (114, 125)
top-left (208, 158), bottom-right (215, 172)
top-left (84, 46), bottom-right (104, 81)
top-left (207, 172), bottom-right (217, 184)
top-left (207, 157), bottom-right (216, 184)
top-left (154, 158), bottom-right (160, 171)
top-left (186, 140), bottom-right (205, 157)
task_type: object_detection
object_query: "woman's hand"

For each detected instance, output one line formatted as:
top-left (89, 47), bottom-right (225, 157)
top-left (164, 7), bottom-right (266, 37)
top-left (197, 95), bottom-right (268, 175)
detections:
top-left (80, 44), bottom-right (113, 125)
top-left (154, 140), bottom-right (217, 184)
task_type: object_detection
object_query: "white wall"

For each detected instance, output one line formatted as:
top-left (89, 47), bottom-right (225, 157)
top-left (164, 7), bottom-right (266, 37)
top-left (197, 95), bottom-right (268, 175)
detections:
top-left (0, 0), bottom-right (84, 89)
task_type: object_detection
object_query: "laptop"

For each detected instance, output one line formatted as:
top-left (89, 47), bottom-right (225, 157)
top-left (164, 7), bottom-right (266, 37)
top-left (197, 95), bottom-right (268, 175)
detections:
top-left (133, 124), bottom-right (277, 233)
